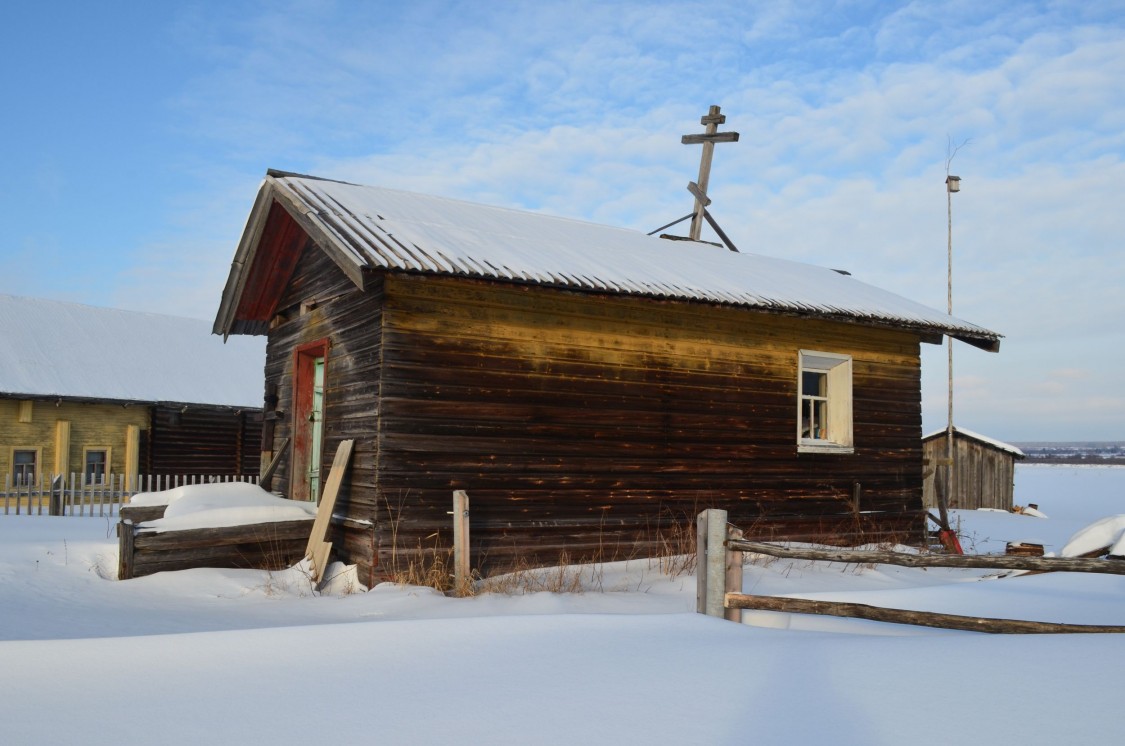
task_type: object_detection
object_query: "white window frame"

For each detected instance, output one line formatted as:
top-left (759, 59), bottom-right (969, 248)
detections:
top-left (797, 350), bottom-right (854, 454)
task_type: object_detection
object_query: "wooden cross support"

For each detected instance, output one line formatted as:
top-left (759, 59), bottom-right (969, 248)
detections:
top-left (681, 105), bottom-right (739, 241)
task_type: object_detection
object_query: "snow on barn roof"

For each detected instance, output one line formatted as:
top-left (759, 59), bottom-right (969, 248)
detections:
top-left (215, 170), bottom-right (1001, 350)
top-left (0, 295), bottom-right (264, 408)
top-left (923, 426), bottom-right (1026, 458)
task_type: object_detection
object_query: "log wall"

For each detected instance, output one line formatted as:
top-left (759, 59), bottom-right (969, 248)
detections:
top-left (259, 246), bottom-right (928, 585)
top-left (373, 273), bottom-right (926, 579)
top-left (148, 406), bottom-right (263, 478)
top-left (262, 244), bottom-right (382, 578)
top-left (923, 434), bottom-right (1018, 511)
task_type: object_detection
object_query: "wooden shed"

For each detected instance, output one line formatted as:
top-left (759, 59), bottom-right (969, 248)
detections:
top-left (214, 170), bottom-right (1001, 584)
top-left (922, 427), bottom-right (1025, 511)
top-left (0, 295), bottom-right (264, 488)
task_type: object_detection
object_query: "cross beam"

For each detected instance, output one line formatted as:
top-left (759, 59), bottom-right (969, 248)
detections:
top-left (681, 105), bottom-right (739, 241)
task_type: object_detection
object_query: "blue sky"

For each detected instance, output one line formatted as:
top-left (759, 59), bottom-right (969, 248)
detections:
top-left (4, 1), bottom-right (1124, 441)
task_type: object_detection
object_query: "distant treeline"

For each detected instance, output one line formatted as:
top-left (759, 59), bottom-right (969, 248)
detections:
top-left (1023, 454), bottom-right (1125, 465)
top-left (1016, 442), bottom-right (1125, 465)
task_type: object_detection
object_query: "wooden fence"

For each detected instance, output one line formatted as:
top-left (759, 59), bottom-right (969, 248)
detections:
top-left (1, 473), bottom-right (260, 517)
top-left (696, 508), bottom-right (1125, 634)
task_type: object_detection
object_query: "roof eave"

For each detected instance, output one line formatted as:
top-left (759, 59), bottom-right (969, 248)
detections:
top-left (213, 180), bottom-right (278, 338)
top-left (214, 173), bottom-right (369, 338)
top-left (952, 333), bottom-right (1001, 353)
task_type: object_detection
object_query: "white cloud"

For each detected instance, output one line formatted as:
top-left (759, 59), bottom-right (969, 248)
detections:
top-left (35, 0), bottom-right (1123, 440)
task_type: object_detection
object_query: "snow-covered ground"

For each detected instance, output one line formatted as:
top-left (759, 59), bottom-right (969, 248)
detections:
top-left (1, 464), bottom-right (1123, 744)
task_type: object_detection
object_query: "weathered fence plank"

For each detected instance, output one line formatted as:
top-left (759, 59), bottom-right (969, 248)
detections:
top-left (725, 593), bottom-right (1125, 634)
top-left (696, 508), bottom-right (729, 618)
top-left (453, 489), bottom-right (471, 596)
top-left (699, 509), bottom-right (1125, 634)
top-left (727, 539), bottom-right (1125, 576)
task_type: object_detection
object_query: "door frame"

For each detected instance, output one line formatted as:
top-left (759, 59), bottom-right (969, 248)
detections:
top-left (291, 338), bottom-right (330, 502)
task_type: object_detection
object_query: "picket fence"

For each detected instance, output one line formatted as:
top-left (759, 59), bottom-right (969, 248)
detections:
top-left (0, 473), bottom-right (259, 517)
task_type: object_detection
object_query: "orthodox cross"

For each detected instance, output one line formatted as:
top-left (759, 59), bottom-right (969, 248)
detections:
top-left (681, 105), bottom-right (739, 241)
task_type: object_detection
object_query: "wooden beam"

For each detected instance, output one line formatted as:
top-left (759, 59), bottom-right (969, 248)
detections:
top-left (726, 593), bottom-right (1125, 634)
top-left (723, 526), bottom-right (744, 622)
top-left (452, 490), bottom-right (471, 596)
top-left (701, 209), bottom-right (739, 253)
top-left (681, 132), bottom-right (740, 144)
top-left (118, 519), bottom-right (135, 580)
top-left (260, 436), bottom-right (290, 484)
top-left (305, 439), bottom-right (354, 583)
top-left (726, 539), bottom-right (1125, 576)
top-left (696, 508), bottom-right (728, 618)
top-left (686, 181), bottom-right (712, 206)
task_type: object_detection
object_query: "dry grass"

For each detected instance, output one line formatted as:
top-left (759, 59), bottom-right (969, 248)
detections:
top-left (377, 499), bottom-right (920, 597)
top-left (380, 507), bottom-right (705, 596)
top-left (478, 552), bottom-right (603, 595)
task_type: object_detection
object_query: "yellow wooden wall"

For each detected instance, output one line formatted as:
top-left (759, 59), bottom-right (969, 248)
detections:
top-left (0, 398), bottom-right (149, 480)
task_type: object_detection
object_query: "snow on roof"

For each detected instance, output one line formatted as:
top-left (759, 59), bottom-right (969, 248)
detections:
top-left (923, 426), bottom-right (1026, 458)
top-left (217, 171), bottom-right (1002, 349)
top-left (0, 295), bottom-right (264, 407)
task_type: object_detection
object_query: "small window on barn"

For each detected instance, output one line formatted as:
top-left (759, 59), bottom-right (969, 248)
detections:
top-left (797, 351), bottom-right (853, 454)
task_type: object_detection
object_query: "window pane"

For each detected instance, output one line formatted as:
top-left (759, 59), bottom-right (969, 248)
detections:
top-left (803, 371), bottom-right (826, 396)
top-left (813, 400), bottom-right (827, 439)
top-left (14, 450), bottom-right (36, 485)
top-left (85, 451), bottom-right (107, 483)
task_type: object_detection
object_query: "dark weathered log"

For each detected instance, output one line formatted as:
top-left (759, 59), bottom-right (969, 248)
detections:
top-left (726, 539), bottom-right (1125, 576)
top-left (726, 593), bottom-right (1125, 634)
top-left (133, 519), bottom-right (314, 551)
top-left (124, 519), bottom-right (315, 578)
top-left (130, 542), bottom-right (306, 571)
top-left (118, 519), bottom-right (135, 580)
top-left (120, 505), bottom-right (168, 524)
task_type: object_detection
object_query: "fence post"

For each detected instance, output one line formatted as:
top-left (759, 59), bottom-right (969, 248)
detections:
top-left (724, 526), bottom-right (744, 622)
top-left (49, 475), bottom-right (62, 516)
top-left (696, 508), bottom-right (728, 618)
top-left (452, 490), bottom-right (471, 596)
top-left (118, 519), bottom-right (135, 580)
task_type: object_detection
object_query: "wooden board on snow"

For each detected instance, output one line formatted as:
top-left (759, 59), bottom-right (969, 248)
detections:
top-left (305, 439), bottom-right (354, 583)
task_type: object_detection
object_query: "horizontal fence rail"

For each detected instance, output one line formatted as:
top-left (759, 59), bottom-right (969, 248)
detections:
top-left (726, 539), bottom-right (1125, 577)
top-left (696, 507), bottom-right (1125, 634)
top-left (1, 473), bottom-right (259, 518)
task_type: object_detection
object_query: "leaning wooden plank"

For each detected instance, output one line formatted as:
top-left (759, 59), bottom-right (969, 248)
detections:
top-left (726, 539), bottom-right (1125, 576)
top-left (260, 436), bottom-right (291, 483)
top-left (306, 439), bottom-right (355, 583)
top-left (726, 593), bottom-right (1125, 634)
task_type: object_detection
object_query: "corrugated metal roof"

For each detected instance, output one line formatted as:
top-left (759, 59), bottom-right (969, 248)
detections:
top-left (0, 295), bottom-right (264, 407)
top-left (224, 171), bottom-right (1001, 348)
top-left (923, 426), bottom-right (1026, 458)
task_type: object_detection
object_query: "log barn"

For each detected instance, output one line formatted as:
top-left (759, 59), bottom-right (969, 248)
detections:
top-left (922, 426), bottom-right (1025, 511)
top-left (0, 295), bottom-right (264, 487)
top-left (214, 170), bottom-right (1001, 584)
